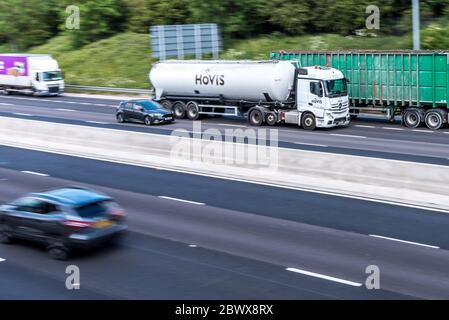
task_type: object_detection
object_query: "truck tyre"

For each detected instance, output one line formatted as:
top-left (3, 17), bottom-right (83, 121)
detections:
top-left (424, 109), bottom-right (446, 130)
top-left (301, 113), bottom-right (316, 130)
top-left (160, 100), bottom-right (172, 110)
top-left (186, 101), bottom-right (201, 120)
top-left (265, 112), bottom-right (277, 126)
top-left (172, 101), bottom-right (186, 119)
top-left (249, 109), bottom-right (264, 126)
top-left (402, 108), bottom-right (422, 128)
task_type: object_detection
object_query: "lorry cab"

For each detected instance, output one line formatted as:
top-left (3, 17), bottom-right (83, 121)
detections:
top-left (0, 54), bottom-right (64, 96)
top-left (32, 70), bottom-right (64, 96)
top-left (295, 66), bottom-right (350, 128)
top-left (30, 56), bottom-right (64, 96)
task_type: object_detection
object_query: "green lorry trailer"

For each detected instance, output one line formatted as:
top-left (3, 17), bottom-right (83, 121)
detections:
top-left (270, 50), bottom-right (449, 130)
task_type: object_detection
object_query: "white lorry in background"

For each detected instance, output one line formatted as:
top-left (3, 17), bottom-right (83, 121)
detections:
top-left (0, 54), bottom-right (64, 96)
top-left (149, 60), bottom-right (350, 130)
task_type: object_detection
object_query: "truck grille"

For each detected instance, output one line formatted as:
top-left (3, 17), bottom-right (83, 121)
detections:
top-left (48, 86), bottom-right (59, 93)
top-left (331, 101), bottom-right (349, 110)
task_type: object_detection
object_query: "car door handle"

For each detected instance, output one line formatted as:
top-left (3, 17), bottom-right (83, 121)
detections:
top-left (308, 103), bottom-right (313, 106)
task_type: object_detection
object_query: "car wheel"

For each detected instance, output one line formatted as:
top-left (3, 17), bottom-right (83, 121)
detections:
top-left (47, 245), bottom-right (70, 260)
top-left (301, 113), bottom-right (316, 130)
top-left (0, 228), bottom-right (13, 244)
top-left (144, 116), bottom-right (152, 126)
top-left (116, 113), bottom-right (125, 123)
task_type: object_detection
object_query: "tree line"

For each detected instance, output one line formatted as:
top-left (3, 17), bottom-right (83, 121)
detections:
top-left (1, 0), bottom-right (449, 50)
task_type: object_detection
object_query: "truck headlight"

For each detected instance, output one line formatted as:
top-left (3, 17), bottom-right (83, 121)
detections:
top-left (325, 112), bottom-right (334, 119)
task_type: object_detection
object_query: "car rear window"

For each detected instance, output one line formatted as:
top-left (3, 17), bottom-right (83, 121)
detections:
top-left (75, 200), bottom-right (113, 218)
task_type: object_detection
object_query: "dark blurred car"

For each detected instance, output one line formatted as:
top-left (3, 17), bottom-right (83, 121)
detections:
top-left (0, 186), bottom-right (127, 260)
top-left (116, 99), bottom-right (174, 125)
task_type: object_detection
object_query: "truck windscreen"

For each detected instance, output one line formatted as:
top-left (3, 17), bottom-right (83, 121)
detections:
top-left (43, 71), bottom-right (63, 81)
top-left (325, 79), bottom-right (347, 98)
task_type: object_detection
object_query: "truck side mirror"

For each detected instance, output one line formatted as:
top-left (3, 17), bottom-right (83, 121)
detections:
top-left (35, 73), bottom-right (40, 82)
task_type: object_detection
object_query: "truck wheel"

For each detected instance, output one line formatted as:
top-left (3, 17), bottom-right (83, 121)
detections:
top-left (402, 108), bottom-right (422, 128)
top-left (266, 113), bottom-right (277, 126)
top-left (186, 101), bottom-right (201, 120)
top-left (249, 109), bottom-right (264, 126)
top-left (160, 100), bottom-right (172, 110)
top-left (301, 113), bottom-right (316, 130)
top-left (424, 109), bottom-right (446, 130)
top-left (173, 102), bottom-right (186, 119)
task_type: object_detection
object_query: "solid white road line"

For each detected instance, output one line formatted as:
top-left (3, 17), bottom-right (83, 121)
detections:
top-left (369, 234), bottom-right (440, 249)
top-left (294, 142), bottom-right (329, 148)
top-left (158, 196), bottom-right (205, 206)
top-left (286, 267), bottom-right (362, 287)
top-left (0, 103), bottom-right (13, 106)
top-left (0, 258), bottom-right (6, 262)
top-left (21, 170), bottom-right (50, 177)
top-left (354, 125), bottom-right (375, 128)
top-left (382, 127), bottom-right (404, 131)
top-left (330, 133), bottom-right (367, 139)
top-left (12, 113), bottom-right (33, 117)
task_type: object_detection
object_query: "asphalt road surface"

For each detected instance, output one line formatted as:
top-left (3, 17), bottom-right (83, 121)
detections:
top-left (0, 94), bottom-right (448, 165)
top-left (1, 145), bottom-right (449, 299)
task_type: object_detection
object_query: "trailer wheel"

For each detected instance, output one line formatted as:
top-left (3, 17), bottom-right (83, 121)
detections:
top-left (402, 108), bottom-right (422, 128)
top-left (160, 100), bottom-right (172, 110)
top-left (265, 113), bottom-right (277, 126)
top-left (186, 101), bottom-right (201, 120)
top-left (425, 109), bottom-right (446, 130)
top-left (301, 113), bottom-right (316, 130)
top-left (173, 102), bottom-right (186, 119)
top-left (249, 109), bottom-right (264, 126)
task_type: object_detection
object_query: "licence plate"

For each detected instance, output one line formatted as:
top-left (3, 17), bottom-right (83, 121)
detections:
top-left (93, 220), bottom-right (115, 228)
top-left (165, 117), bottom-right (173, 121)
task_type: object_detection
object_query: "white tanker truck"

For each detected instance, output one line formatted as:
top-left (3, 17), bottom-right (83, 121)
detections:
top-left (149, 60), bottom-right (350, 130)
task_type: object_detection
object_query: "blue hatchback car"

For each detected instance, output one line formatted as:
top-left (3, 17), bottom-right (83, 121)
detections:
top-left (0, 186), bottom-right (127, 260)
top-left (116, 99), bottom-right (174, 125)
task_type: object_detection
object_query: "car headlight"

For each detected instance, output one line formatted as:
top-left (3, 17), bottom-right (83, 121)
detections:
top-left (153, 113), bottom-right (163, 117)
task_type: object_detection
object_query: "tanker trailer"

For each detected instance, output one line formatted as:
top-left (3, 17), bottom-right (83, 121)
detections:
top-left (149, 60), bottom-right (350, 130)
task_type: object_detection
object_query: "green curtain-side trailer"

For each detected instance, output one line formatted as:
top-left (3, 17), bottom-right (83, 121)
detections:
top-left (270, 50), bottom-right (449, 129)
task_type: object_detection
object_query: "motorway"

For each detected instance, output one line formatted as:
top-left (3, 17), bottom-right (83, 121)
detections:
top-left (0, 94), bottom-right (449, 165)
top-left (1, 145), bottom-right (449, 299)
top-left (1, 94), bottom-right (449, 299)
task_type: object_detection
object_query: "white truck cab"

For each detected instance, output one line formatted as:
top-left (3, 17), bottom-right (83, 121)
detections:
top-left (293, 66), bottom-right (350, 128)
top-left (0, 54), bottom-right (64, 96)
